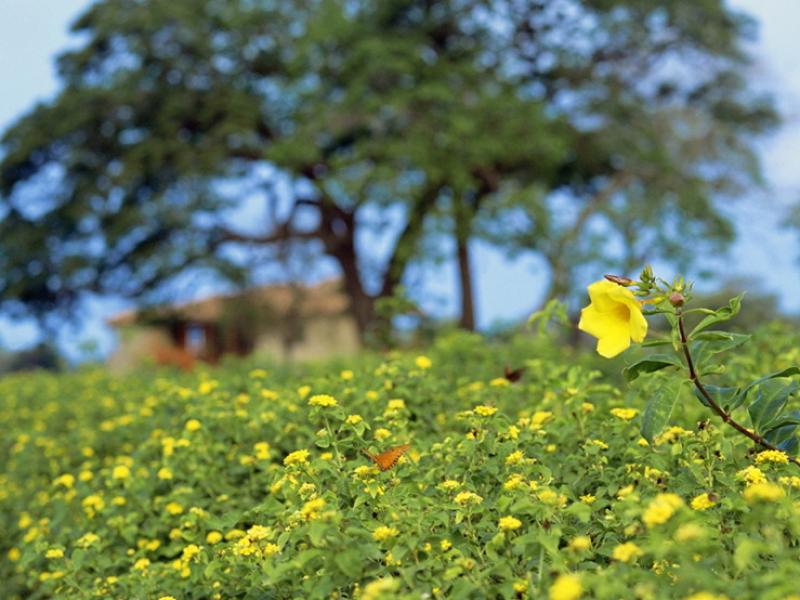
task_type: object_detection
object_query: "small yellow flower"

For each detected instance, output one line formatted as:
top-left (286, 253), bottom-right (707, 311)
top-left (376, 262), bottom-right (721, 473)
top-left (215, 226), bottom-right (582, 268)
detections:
top-left (45, 548), bottom-right (64, 559)
top-left (654, 426), bottom-right (694, 445)
top-left (283, 449), bottom-right (310, 466)
top-left (569, 536), bottom-right (592, 551)
top-left (133, 558), bottom-right (150, 571)
top-left (340, 370), bottom-right (354, 380)
top-left (185, 419), bottom-right (202, 432)
top-left (345, 414), bottom-right (363, 425)
top-left (300, 498), bottom-right (326, 520)
top-left (513, 579), bottom-right (528, 593)
top-left (474, 405), bottom-right (498, 417)
top-left (8, 548), bottom-right (21, 561)
top-left (612, 542), bottom-right (643, 562)
top-left (549, 573), bottom-right (583, 600)
top-left (374, 428), bottom-right (392, 442)
top-left (779, 476), bottom-right (800, 489)
top-left (506, 450), bottom-right (525, 466)
top-left (490, 377), bottom-right (510, 387)
top-left (579, 494), bottom-right (596, 504)
top-left (578, 279), bottom-right (648, 357)
top-left (754, 450), bottom-right (789, 464)
top-left (440, 539), bottom-right (452, 551)
top-left (372, 526), bottom-right (400, 542)
top-left (504, 474), bottom-right (526, 491)
top-left (206, 531), bottom-right (223, 544)
top-left (415, 356), bottom-right (432, 369)
top-left (610, 407), bottom-right (639, 421)
top-left (743, 482), bottom-right (784, 503)
top-left (157, 467), bottom-right (173, 480)
top-left (53, 474), bottom-right (75, 488)
top-left (77, 532), bottom-right (100, 547)
top-left (684, 593), bottom-right (729, 600)
top-left (498, 516), bottom-right (522, 531)
top-left (530, 411), bottom-right (553, 430)
top-left (165, 502), bottom-right (184, 515)
top-left (642, 493), bottom-right (684, 528)
top-left (297, 385), bottom-right (311, 399)
top-left (737, 466), bottom-right (766, 486)
top-left (690, 493), bottom-right (716, 511)
top-left (254, 442), bottom-right (271, 460)
top-left (181, 544), bottom-right (201, 561)
top-left (262, 543), bottom-right (280, 557)
top-left (454, 491), bottom-right (483, 506)
top-left (617, 484), bottom-right (635, 499)
top-left (158, 597), bottom-right (177, 600)
top-left (440, 480), bottom-right (461, 491)
top-left (581, 402), bottom-right (595, 413)
top-left (390, 398), bottom-right (408, 410)
top-left (308, 394), bottom-right (338, 407)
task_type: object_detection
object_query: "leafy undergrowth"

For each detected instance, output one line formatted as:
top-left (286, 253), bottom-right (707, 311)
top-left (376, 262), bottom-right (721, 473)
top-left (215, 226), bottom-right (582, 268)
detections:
top-left (2, 329), bottom-right (800, 600)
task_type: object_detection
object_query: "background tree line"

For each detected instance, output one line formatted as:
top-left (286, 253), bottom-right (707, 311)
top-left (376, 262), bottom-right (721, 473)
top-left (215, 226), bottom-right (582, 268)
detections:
top-left (0, 0), bottom-right (779, 344)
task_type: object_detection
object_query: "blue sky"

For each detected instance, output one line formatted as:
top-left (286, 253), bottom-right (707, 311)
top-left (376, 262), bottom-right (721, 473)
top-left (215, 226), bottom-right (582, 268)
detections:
top-left (1, 0), bottom-right (799, 361)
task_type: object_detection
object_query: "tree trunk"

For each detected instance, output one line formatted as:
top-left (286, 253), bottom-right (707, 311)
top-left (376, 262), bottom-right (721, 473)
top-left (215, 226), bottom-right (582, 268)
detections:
top-left (456, 233), bottom-right (476, 330)
top-left (454, 201), bottom-right (477, 331)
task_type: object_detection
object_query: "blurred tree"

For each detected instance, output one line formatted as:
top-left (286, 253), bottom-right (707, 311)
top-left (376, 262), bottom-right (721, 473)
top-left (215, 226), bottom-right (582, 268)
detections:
top-left (480, 0), bottom-right (778, 305)
top-left (0, 0), bottom-right (777, 339)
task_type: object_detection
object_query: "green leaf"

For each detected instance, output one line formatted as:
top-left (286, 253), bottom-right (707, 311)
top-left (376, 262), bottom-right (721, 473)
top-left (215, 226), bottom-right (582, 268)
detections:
top-left (641, 380), bottom-right (682, 444)
top-left (730, 367), bottom-right (800, 412)
top-left (334, 549), bottom-right (363, 578)
top-left (692, 385), bottom-right (739, 411)
top-left (623, 355), bottom-right (682, 382)
top-left (747, 379), bottom-right (798, 434)
top-left (690, 295), bottom-right (743, 336)
top-left (690, 331), bottom-right (750, 354)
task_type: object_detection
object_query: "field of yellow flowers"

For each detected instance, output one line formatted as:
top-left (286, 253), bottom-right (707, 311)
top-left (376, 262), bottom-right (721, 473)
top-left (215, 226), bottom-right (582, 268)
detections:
top-left (3, 328), bottom-right (800, 600)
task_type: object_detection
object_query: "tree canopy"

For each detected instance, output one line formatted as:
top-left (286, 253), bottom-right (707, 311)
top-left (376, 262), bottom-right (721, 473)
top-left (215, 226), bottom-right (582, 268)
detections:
top-left (0, 0), bottom-right (777, 339)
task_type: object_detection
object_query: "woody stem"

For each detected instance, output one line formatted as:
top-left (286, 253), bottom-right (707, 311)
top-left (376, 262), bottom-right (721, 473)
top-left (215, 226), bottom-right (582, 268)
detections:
top-left (677, 310), bottom-right (800, 468)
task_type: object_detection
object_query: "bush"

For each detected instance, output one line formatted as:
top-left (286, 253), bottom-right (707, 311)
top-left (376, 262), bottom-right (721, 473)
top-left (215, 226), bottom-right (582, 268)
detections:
top-left (2, 330), bottom-right (800, 599)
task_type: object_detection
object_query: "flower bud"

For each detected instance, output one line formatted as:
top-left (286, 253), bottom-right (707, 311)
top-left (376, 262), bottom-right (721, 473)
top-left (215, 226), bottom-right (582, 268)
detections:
top-left (604, 274), bottom-right (635, 287)
top-left (669, 292), bottom-right (685, 307)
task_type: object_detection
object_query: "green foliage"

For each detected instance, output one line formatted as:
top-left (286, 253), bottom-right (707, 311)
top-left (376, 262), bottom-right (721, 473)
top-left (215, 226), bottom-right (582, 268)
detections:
top-left (4, 328), bottom-right (800, 599)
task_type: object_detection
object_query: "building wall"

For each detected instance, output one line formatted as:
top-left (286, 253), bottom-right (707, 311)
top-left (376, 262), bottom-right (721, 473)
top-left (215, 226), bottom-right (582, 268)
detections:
top-left (108, 314), bottom-right (361, 371)
top-left (107, 325), bottom-right (183, 373)
top-left (253, 315), bottom-right (361, 362)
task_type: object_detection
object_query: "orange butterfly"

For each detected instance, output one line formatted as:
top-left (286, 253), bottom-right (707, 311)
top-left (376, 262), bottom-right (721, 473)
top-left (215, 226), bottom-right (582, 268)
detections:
top-left (363, 444), bottom-right (411, 471)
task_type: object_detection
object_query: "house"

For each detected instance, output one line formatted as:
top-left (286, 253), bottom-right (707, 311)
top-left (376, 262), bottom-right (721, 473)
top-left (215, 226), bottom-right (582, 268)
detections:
top-left (106, 279), bottom-right (360, 370)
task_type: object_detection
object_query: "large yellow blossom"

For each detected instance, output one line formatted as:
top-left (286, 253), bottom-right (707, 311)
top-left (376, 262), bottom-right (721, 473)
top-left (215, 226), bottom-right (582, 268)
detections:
top-left (578, 280), bottom-right (648, 358)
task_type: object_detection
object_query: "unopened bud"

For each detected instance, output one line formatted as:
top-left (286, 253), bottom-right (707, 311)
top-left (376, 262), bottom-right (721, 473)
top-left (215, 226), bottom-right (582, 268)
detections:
top-left (604, 274), bottom-right (635, 287)
top-left (640, 265), bottom-right (655, 282)
top-left (669, 292), bottom-right (685, 307)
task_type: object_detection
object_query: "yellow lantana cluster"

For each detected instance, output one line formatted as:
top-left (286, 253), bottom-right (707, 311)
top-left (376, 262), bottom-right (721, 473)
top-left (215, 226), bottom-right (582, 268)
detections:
top-left (642, 493), bottom-right (684, 528)
top-left (308, 394), bottom-right (337, 408)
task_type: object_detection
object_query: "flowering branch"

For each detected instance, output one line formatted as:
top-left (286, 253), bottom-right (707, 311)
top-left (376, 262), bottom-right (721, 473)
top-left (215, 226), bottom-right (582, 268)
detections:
top-left (676, 310), bottom-right (800, 469)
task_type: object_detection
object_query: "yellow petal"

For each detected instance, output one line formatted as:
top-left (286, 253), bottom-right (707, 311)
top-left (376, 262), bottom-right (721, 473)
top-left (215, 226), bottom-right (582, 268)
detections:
top-left (628, 303), bottom-right (648, 343)
top-left (596, 327), bottom-right (632, 358)
top-left (580, 304), bottom-right (632, 357)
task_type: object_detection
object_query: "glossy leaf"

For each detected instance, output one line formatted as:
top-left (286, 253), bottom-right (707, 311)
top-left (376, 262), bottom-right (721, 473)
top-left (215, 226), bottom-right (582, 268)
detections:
top-left (623, 355), bottom-right (683, 382)
top-left (642, 379), bottom-right (683, 443)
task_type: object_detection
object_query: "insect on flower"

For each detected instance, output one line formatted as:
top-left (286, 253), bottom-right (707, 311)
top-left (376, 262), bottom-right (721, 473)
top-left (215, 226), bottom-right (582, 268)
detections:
top-left (362, 444), bottom-right (411, 471)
